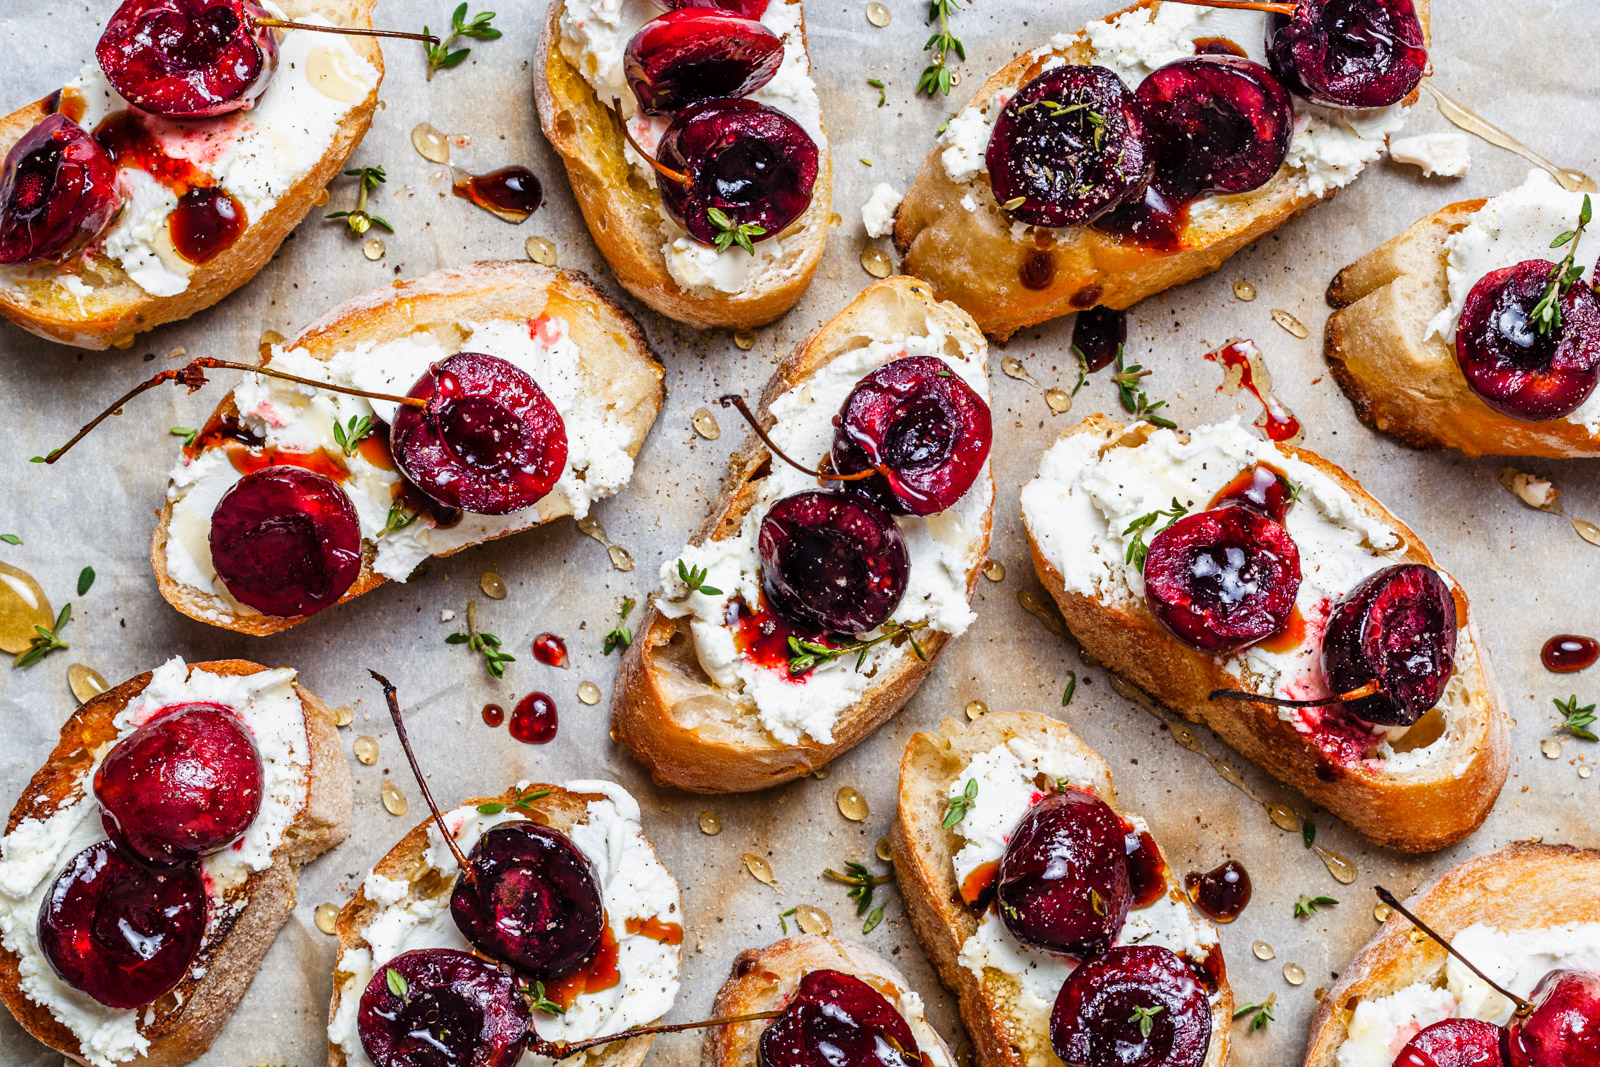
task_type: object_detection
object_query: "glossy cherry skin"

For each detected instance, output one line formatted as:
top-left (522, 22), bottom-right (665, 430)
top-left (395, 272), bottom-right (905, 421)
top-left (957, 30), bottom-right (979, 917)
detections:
top-left (1322, 564), bottom-right (1457, 727)
top-left (758, 969), bottom-right (922, 1067)
top-left (450, 822), bottom-right (605, 981)
top-left (357, 948), bottom-right (531, 1067)
top-left (830, 355), bottom-right (992, 516)
top-left (209, 465), bottom-right (363, 617)
top-left (97, 0), bottom-right (279, 118)
top-left (625, 9), bottom-right (783, 116)
top-left (0, 115), bottom-right (121, 265)
top-left (1265, 0), bottom-right (1427, 110)
top-left (1455, 260), bottom-right (1600, 422)
top-left (995, 787), bottom-right (1132, 959)
top-left (1143, 505), bottom-right (1302, 656)
top-left (94, 702), bottom-right (263, 867)
top-left (656, 98), bottom-right (818, 247)
top-left (986, 64), bottom-right (1152, 228)
top-left (37, 840), bottom-right (207, 1009)
top-left (758, 490), bottom-right (909, 635)
top-left (1049, 946), bottom-right (1213, 1067)
top-left (1394, 1018), bottom-right (1507, 1067)
top-left (1134, 56), bottom-right (1293, 202)
top-left (657, 0), bottom-right (769, 19)
top-left (391, 352), bottom-right (569, 516)
top-left (1507, 969), bottom-right (1600, 1067)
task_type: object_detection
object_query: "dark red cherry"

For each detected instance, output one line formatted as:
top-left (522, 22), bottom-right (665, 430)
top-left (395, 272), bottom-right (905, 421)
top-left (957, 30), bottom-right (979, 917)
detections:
top-left (758, 969), bottom-right (922, 1067)
top-left (1143, 505), bottom-right (1302, 655)
top-left (656, 98), bottom-right (818, 247)
top-left (0, 115), bottom-right (120, 265)
top-left (209, 465), bottom-right (362, 618)
top-left (625, 10), bottom-right (783, 116)
top-left (97, 0), bottom-right (279, 118)
top-left (357, 948), bottom-right (531, 1067)
top-left (656, 0), bottom-right (769, 19)
top-left (1208, 464), bottom-right (1294, 525)
top-left (1507, 969), bottom-right (1600, 1067)
top-left (1134, 56), bottom-right (1293, 202)
top-left (1455, 260), bottom-right (1600, 422)
top-left (986, 64), bottom-right (1152, 228)
top-left (1395, 1018), bottom-right (1506, 1067)
top-left (1265, 0), bottom-right (1427, 110)
top-left (830, 355), bottom-right (992, 516)
top-left (758, 490), bottom-right (909, 635)
top-left (1322, 564), bottom-right (1457, 728)
top-left (37, 840), bottom-right (206, 1009)
top-left (450, 822), bottom-right (605, 981)
top-left (95, 702), bottom-right (263, 867)
top-left (1049, 945), bottom-right (1212, 1067)
top-left (390, 352), bottom-right (569, 516)
top-left (995, 787), bottom-right (1132, 959)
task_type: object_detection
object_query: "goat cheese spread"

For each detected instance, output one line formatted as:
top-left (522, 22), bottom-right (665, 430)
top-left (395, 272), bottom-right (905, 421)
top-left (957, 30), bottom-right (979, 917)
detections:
top-left (862, 183), bottom-right (904, 238)
top-left (0, 658), bottom-right (309, 1067)
top-left (1388, 133), bottom-right (1471, 178)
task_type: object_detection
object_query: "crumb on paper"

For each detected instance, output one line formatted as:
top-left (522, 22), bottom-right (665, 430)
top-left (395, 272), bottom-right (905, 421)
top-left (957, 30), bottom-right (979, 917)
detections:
top-left (861, 183), bottom-right (904, 238)
top-left (1388, 133), bottom-right (1471, 177)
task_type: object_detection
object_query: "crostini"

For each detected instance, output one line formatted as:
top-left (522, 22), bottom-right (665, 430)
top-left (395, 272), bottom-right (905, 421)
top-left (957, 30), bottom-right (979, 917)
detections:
top-left (0, 0), bottom-right (383, 350)
top-left (0, 657), bottom-right (351, 1067)
top-left (611, 276), bottom-right (993, 792)
top-left (146, 261), bottom-right (663, 635)
top-left (1305, 841), bottom-right (1600, 1067)
top-left (535, 0), bottom-right (832, 330)
top-left (1019, 415), bottom-right (1509, 852)
top-left (894, 0), bottom-right (1429, 339)
top-left (1326, 169), bottom-right (1600, 458)
top-left (891, 711), bottom-right (1231, 1067)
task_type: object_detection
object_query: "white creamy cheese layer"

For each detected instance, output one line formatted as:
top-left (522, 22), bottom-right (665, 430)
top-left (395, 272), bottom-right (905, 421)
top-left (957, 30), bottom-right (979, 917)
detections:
top-left (862, 183), bottom-right (904, 238)
top-left (1336, 922), bottom-right (1600, 1067)
top-left (327, 781), bottom-right (682, 1067)
top-left (938, 3), bottom-right (1405, 213)
top-left (1019, 420), bottom-right (1472, 768)
top-left (655, 327), bottom-right (991, 746)
top-left (163, 315), bottom-right (637, 616)
top-left (1388, 133), bottom-right (1471, 178)
top-left (0, 658), bottom-right (309, 1067)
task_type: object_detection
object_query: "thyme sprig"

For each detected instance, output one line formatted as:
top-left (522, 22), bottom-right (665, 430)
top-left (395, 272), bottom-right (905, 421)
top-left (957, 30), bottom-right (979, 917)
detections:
top-left (1113, 346), bottom-right (1176, 429)
top-left (1556, 693), bottom-right (1598, 742)
top-left (1128, 1005), bottom-right (1162, 1038)
top-left (383, 500), bottom-right (419, 535)
top-left (868, 78), bottom-right (886, 107)
top-left (333, 414), bottom-right (373, 455)
top-left (1293, 894), bottom-right (1339, 918)
top-left (824, 861), bottom-right (892, 917)
top-left (1531, 194), bottom-right (1593, 336)
top-left (15, 603), bottom-right (71, 668)
top-left (326, 165), bottom-right (393, 236)
top-left (477, 784), bottom-right (553, 815)
top-left (915, 0), bottom-right (965, 97)
top-left (424, 4), bottom-right (501, 79)
top-left (787, 622), bottom-right (926, 676)
top-left (675, 560), bottom-right (723, 598)
top-left (445, 599), bottom-right (515, 678)
top-left (708, 208), bottom-right (766, 254)
top-left (1122, 499), bottom-right (1189, 570)
top-left (942, 777), bottom-right (978, 829)
top-left (1062, 670), bottom-right (1077, 707)
top-left (1233, 996), bottom-right (1275, 1032)
top-left (603, 597), bottom-right (636, 655)
top-left (523, 981), bottom-right (565, 1016)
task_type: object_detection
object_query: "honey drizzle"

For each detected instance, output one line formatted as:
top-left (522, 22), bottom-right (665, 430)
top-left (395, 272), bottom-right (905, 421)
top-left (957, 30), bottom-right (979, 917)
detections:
top-left (1423, 83), bottom-right (1596, 193)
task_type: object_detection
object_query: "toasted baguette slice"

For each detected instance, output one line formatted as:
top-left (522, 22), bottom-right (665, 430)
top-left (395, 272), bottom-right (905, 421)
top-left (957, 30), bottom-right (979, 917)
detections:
top-left (702, 935), bottom-right (957, 1067)
top-left (893, 0), bottom-right (1428, 340)
top-left (0, 659), bottom-right (351, 1067)
top-left (891, 711), bottom-right (1232, 1067)
top-left (534, 0), bottom-right (831, 330)
top-left (1021, 415), bottom-right (1509, 852)
top-left (1326, 200), bottom-right (1600, 458)
top-left (0, 0), bottom-right (382, 350)
top-left (151, 260), bottom-right (664, 636)
top-left (1304, 841), bottom-right (1600, 1067)
top-left (610, 276), bottom-right (993, 793)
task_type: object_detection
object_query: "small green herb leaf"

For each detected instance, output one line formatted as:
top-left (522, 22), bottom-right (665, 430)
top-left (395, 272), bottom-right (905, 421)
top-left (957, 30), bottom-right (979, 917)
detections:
top-left (1122, 499), bottom-right (1189, 571)
top-left (824, 861), bottom-right (892, 916)
top-left (1293, 894), bottom-right (1339, 918)
top-left (524, 980), bottom-right (565, 1016)
top-left (1233, 996), bottom-right (1275, 1032)
top-left (1302, 818), bottom-right (1316, 849)
top-left (1128, 1005), bottom-right (1162, 1038)
top-left (942, 777), bottom-right (978, 829)
top-left (332, 414), bottom-right (373, 456)
top-left (868, 78), bottom-right (886, 107)
top-left (170, 426), bottom-right (200, 448)
top-left (14, 603), bottom-right (71, 669)
top-left (386, 967), bottom-right (409, 998)
top-left (675, 559), bottom-right (723, 598)
top-left (77, 567), bottom-right (95, 596)
top-left (0, 534), bottom-right (20, 546)
top-left (603, 596), bottom-right (636, 655)
top-left (707, 207), bottom-right (767, 254)
top-left (862, 902), bottom-right (886, 934)
top-left (1556, 694), bottom-right (1598, 742)
top-left (425, 6), bottom-right (500, 79)
top-left (1062, 670), bottom-right (1077, 707)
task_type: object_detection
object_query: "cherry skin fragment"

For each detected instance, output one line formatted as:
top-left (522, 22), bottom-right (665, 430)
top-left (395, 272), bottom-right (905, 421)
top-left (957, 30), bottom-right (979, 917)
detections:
top-left (209, 465), bottom-right (363, 618)
top-left (0, 114), bottom-right (121, 264)
top-left (1049, 945), bottom-right (1213, 1067)
top-left (625, 9), bottom-right (783, 115)
top-left (758, 490), bottom-right (909, 635)
top-left (757, 969), bottom-right (923, 1067)
top-left (1455, 260), bottom-right (1600, 422)
top-left (356, 948), bottom-right (531, 1067)
top-left (97, 0), bottom-right (280, 118)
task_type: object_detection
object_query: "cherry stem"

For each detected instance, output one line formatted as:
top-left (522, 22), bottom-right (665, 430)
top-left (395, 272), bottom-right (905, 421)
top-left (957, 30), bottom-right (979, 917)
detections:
top-left (610, 98), bottom-right (691, 186)
top-left (252, 17), bottom-right (440, 45)
top-left (717, 394), bottom-right (877, 484)
top-left (370, 670), bottom-right (477, 883)
top-left (527, 1009), bottom-right (784, 1060)
top-left (39, 357), bottom-right (424, 465)
top-left (1207, 680), bottom-right (1380, 709)
top-left (1162, 0), bottom-right (1299, 14)
top-left (1373, 887), bottom-right (1534, 1019)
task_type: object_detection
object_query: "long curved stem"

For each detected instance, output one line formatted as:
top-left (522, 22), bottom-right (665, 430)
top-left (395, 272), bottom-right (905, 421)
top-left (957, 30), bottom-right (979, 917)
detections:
top-left (371, 671), bottom-right (476, 883)
top-left (252, 17), bottom-right (439, 45)
top-left (717, 394), bottom-right (876, 484)
top-left (611, 98), bottom-right (691, 186)
top-left (526, 1009), bottom-right (784, 1060)
top-left (1373, 887), bottom-right (1533, 1019)
top-left (1208, 680), bottom-right (1379, 709)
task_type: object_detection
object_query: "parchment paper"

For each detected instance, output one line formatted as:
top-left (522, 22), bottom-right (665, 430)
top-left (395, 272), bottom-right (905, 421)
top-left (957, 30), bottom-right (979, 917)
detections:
top-left (2, 1), bottom-right (1598, 1064)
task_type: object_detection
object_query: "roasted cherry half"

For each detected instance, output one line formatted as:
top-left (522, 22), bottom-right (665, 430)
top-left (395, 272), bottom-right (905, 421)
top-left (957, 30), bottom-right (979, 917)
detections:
top-left (1322, 564), bottom-right (1457, 727)
top-left (758, 970), bottom-right (922, 1067)
top-left (357, 948), bottom-right (531, 1067)
top-left (95, 702), bottom-right (263, 867)
top-left (1143, 506), bottom-right (1302, 655)
top-left (986, 64), bottom-right (1152, 228)
top-left (758, 490), bottom-right (909, 635)
top-left (995, 787), bottom-right (1132, 959)
top-left (1134, 56), bottom-right (1293, 202)
top-left (1455, 260), bottom-right (1600, 422)
top-left (1265, 0), bottom-right (1427, 110)
top-left (209, 465), bottom-right (362, 617)
top-left (656, 0), bottom-right (769, 19)
top-left (1395, 1018), bottom-right (1506, 1067)
top-left (830, 355), bottom-right (991, 516)
top-left (1050, 946), bottom-right (1212, 1067)
top-left (37, 840), bottom-right (207, 1009)
top-left (656, 98), bottom-right (818, 247)
top-left (97, 0), bottom-right (279, 118)
top-left (450, 822), bottom-right (606, 981)
top-left (625, 10), bottom-right (782, 116)
top-left (391, 352), bottom-right (569, 516)
top-left (0, 115), bottom-right (120, 265)
top-left (1507, 969), bottom-right (1600, 1067)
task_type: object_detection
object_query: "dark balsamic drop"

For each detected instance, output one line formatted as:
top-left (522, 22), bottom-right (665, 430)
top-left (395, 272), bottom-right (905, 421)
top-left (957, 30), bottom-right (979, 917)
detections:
top-left (453, 167), bottom-right (543, 222)
top-left (482, 703), bottom-right (505, 727)
top-left (510, 692), bottom-right (558, 744)
top-left (169, 186), bottom-right (245, 263)
top-left (1183, 860), bottom-right (1250, 923)
top-left (1543, 634), bottom-right (1599, 674)
top-left (1070, 306), bottom-right (1126, 372)
top-left (1124, 828), bottom-right (1167, 909)
top-left (1020, 249), bottom-right (1055, 290)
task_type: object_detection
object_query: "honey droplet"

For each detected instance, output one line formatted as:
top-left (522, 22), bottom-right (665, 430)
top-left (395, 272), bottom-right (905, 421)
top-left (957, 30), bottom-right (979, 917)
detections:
top-left (411, 122), bottom-right (451, 164)
top-left (692, 407), bottom-right (722, 440)
top-left (382, 780), bottom-right (408, 816)
top-left (479, 571), bottom-right (507, 600)
top-left (794, 904), bottom-right (831, 935)
top-left (1542, 737), bottom-right (1564, 759)
top-left (1252, 940), bottom-right (1275, 961)
top-left (1581, 766), bottom-right (1593, 779)
top-left (0, 562), bottom-right (54, 655)
top-left (67, 663), bottom-right (108, 704)
top-left (258, 329), bottom-right (286, 359)
top-left (1266, 803), bottom-right (1301, 833)
top-left (1166, 719), bottom-right (1204, 755)
top-left (733, 328), bottom-right (758, 350)
top-left (1313, 844), bottom-right (1358, 885)
top-left (1374, 903), bottom-right (1393, 923)
top-left (1232, 279), bottom-right (1257, 302)
top-left (860, 246), bottom-right (892, 278)
top-left (1001, 355), bottom-right (1040, 385)
top-left (743, 853), bottom-right (778, 886)
top-left (876, 836), bottom-right (892, 862)
top-left (353, 735), bottom-right (378, 765)
top-left (965, 699), bottom-right (987, 720)
top-left (576, 515), bottom-right (636, 571)
top-left (334, 704), bottom-right (354, 727)
top-left (811, 763), bottom-right (831, 780)
top-left (1313, 986), bottom-right (1330, 1002)
top-left (314, 902), bottom-right (339, 935)
top-left (1270, 308), bottom-right (1310, 339)
top-left (362, 237), bottom-right (385, 261)
top-left (837, 787), bottom-right (869, 821)
top-left (1573, 518), bottom-right (1600, 548)
top-left (1017, 589), bottom-right (1064, 636)
top-left (982, 558), bottom-right (1005, 582)
top-left (699, 810), bottom-right (722, 835)
top-left (577, 681), bottom-right (602, 705)
top-left (311, 188), bottom-right (330, 207)
top-left (524, 235), bottom-right (557, 266)
top-left (829, 212), bottom-right (843, 227)
top-left (608, 545), bottom-right (635, 571)
top-left (865, 1), bottom-right (891, 26)
top-left (1283, 962), bottom-right (1306, 986)
top-left (1044, 388), bottom-right (1072, 414)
